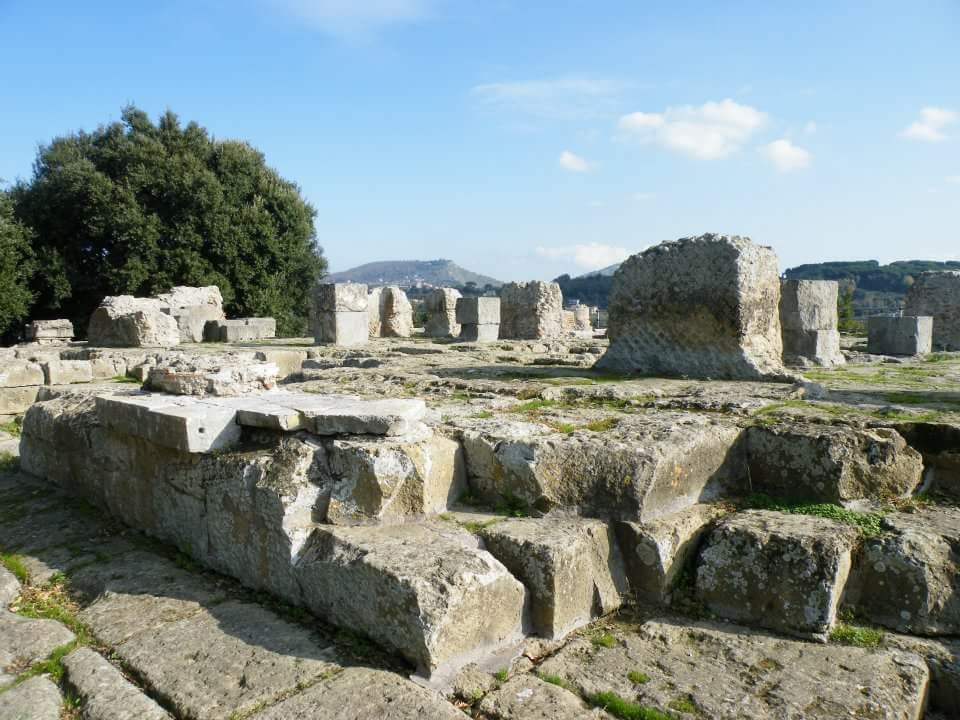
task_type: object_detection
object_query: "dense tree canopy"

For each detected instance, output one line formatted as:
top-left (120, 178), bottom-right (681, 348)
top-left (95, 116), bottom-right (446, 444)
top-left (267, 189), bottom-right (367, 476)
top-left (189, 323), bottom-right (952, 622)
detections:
top-left (0, 190), bottom-right (36, 341)
top-left (11, 106), bottom-right (326, 336)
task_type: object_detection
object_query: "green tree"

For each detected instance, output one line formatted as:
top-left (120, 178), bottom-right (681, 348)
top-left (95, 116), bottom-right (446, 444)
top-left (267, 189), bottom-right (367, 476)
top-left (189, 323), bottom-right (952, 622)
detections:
top-left (11, 106), bottom-right (326, 336)
top-left (0, 189), bottom-right (36, 341)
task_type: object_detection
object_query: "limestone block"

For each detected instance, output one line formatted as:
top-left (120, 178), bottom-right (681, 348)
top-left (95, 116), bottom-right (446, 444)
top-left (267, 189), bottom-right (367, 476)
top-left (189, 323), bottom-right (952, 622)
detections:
top-left (868, 315), bottom-right (933, 355)
top-left (478, 518), bottom-right (628, 638)
top-left (597, 234), bottom-right (786, 380)
top-left (499, 281), bottom-right (564, 339)
top-left (780, 279), bottom-right (844, 367)
top-left (62, 647), bottom-right (172, 720)
top-left (573, 304), bottom-right (591, 331)
top-left (314, 311), bottom-right (368, 346)
top-left (615, 504), bottom-right (724, 605)
top-left (695, 510), bottom-right (860, 637)
top-left (459, 414), bottom-right (745, 521)
top-left (318, 427), bottom-right (466, 524)
top-left (561, 309), bottom-right (576, 332)
top-left (88, 295), bottom-right (181, 347)
top-left (0, 386), bottom-right (40, 414)
top-left (294, 394), bottom-right (426, 436)
top-left (0, 360), bottom-right (44, 388)
top-left (852, 507), bottom-right (960, 635)
top-left (379, 286), bottom-right (414, 338)
top-left (25, 318), bottom-right (74, 342)
top-left (459, 323), bottom-right (500, 342)
top-left (455, 296), bottom-right (500, 325)
top-left (95, 393), bottom-right (241, 453)
top-left (367, 287), bottom-right (382, 337)
top-left (424, 287), bottom-right (462, 338)
top-left (478, 675), bottom-right (601, 720)
top-left (904, 270), bottom-right (960, 350)
top-left (746, 423), bottom-right (923, 503)
top-left (42, 359), bottom-right (93, 385)
top-left (146, 360), bottom-right (278, 396)
top-left (156, 286), bottom-right (225, 343)
top-left (884, 634), bottom-right (960, 714)
top-left (255, 349), bottom-right (306, 379)
top-left (313, 282), bottom-right (368, 312)
top-left (537, 619), bottom-right (930, 720)
top-left (296, 522), bottom-right (526, 674)
top-left (0, 676), bottom-right (63, 719)
top-left (207, 318), bottom-right (277, 342)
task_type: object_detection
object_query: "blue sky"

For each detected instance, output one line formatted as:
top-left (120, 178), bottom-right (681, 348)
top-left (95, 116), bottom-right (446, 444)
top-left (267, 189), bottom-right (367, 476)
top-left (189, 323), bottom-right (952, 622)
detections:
top-left (1, 1), bottom-right (958, 281)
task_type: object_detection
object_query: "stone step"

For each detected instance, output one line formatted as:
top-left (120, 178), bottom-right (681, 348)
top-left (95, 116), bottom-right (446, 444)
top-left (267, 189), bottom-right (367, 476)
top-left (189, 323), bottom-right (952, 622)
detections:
top-left (296, 521), bottom-right (527, 677)
top-left (536, 618), bottom-right (930, 720)
top-left (62, 647), bottom-right (172, 720)
top-left (694, 509), bottom-right (860, 638)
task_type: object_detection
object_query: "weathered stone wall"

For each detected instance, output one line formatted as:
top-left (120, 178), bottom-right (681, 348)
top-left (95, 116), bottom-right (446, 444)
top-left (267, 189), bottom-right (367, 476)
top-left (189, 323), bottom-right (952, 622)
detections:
top-left (597, 234), bottom-right (786, 380)
top-left (779, 279), bottom-right (844, 367)
top-left (499, 281), bottom-right (563, 339)
top-left (904, 271), bottom-right (960, 350)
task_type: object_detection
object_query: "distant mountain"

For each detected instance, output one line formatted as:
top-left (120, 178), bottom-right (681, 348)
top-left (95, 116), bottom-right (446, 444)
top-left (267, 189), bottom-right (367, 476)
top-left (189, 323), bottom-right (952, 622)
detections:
top-left (327, 259), bottom-right (502, 289)
top-left (578, 263), bottom-right (621, 278)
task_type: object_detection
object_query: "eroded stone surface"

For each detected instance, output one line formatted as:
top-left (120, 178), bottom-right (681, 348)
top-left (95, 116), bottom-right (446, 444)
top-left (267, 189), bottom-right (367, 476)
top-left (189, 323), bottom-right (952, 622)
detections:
top-left (0, 362), bottom-right (43, 389)
top-left (695, 510), bottom-right (860, 637)
top-left (597, 234), bottom-right (786, 380)
top-left (904, 270), bottom-right (960, 351)
top-left (0, 568), bottom-right (18, 607)
top-left (0, 611), bottom-right (76, 680)
top-left (425, 288), bottom-right (462, 338)
top-left (380, 286), bottom-right (414, 338)
top-left (478, 675), bottom-right (606, 719)
top-left (0, 676), bottom-right (63, 719)
top-left (499, 281), bottom-right (563, 340)
top-left (780, 279), bottom-right (844, 367)
top-left (63, 646), bottom-right (171, 720)
top-left (87, 296), bottom-right (181, 348)
top-left (537, 618), bottom-right (930, 720)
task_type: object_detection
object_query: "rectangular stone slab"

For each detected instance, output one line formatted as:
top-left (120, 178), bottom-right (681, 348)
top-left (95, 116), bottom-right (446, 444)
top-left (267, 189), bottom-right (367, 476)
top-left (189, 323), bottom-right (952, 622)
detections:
top-left (0, 360), bottom-right (44, 388)
top-left (269, 392), bottom-right (426, 436)
top-left (96, 393), bottom-right (241, 453)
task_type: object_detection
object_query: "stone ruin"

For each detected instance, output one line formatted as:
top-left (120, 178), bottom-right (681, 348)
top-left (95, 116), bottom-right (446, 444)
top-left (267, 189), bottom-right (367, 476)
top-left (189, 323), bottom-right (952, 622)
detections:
top-left (3, 235), bottom-right (960, 720)
top-left (24, 319), bottom-right (74, 345)
top-left (87, 295), bottom-right (182, 348)
top-left (597, 234), bottom-right (786, 380)
top-left (205, 317), bottom-right (277, 342)
top-left (904, 270), bottom-right (960, 350)
top-left (155, 285), bottom-right (226, 343)
top-left (499, 281), bottom-right (563, 339)
top-left (424, 288), bottom-right (462, 338)
top-left (779, 279), bottom-right (845, 367)
top-left (455, 296), bottom-right (500, 342)
top-left (868, 315), bottom-right (934, 356)
top-left (378, 286), bottom-right (414, 338)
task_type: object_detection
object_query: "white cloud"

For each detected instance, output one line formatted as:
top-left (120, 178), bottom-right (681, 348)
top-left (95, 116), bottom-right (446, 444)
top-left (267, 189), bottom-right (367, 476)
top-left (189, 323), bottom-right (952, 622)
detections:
top-left (634, 192), bottom-right (656, 201)
top-left (618, 99), bottom-right (767, 159)
top-left (270, 0), bottom-right (429, 37)
top-left (901, 107), bottom-right (957, 142)
top-left (763, 139), bottom-right (811, 172)
top-left (471, 75), bottom-right (620, 118)
top-left (559, 150), bottom-right (590, 172)
top-left (536, 243), bottom-right (631, 271)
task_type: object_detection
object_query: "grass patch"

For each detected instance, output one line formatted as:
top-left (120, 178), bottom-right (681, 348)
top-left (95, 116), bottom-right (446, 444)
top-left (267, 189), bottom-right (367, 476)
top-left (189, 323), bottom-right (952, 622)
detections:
top-left (12, 640), bottom-right (79, 685)
top-left (584, 417), bottom-right (620, 432)
top-left (829, 622), bottom-right (884, 647)
top-left (0, 420), bottom-right (21, 436)
top-left (742, 493), bottom-right (885, 537)
top-left (538, 673), bottom-right (572, 690)
top-left (546, 421), bottom-right (577, 434)
top-left (0, 452), bottom-right (18, 474)
top-left (109, 375), bottom-right (142, 384)
top-left (509, 399), bottom-right (558, 414)
top-left (627, 671), bottom-right (651, 684)
top-left (668, 696), bottom-right (698, 714)
top-left (591, 633), bottom-right (617, 649)
top-left (1, 553), bottom-right (30, 584)
top-left (926, 353), bottom-right (956, 363)
top-left (493, 669), bottom-right (508, 683)
top-left (461, 518), bottom-right (501, 534)
top-left (472, 410), bottom-right (494, 419)
top-left (493, 492), bottom-right (529, 518)
top-left (587, 691), bottom-right (672, 720)
top-left (12, 575), bottom-right (93, 644)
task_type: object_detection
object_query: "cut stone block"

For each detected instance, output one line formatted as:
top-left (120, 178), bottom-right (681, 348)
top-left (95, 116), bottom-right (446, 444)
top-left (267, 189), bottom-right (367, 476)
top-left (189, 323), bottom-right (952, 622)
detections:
top-left (314, 311), bottom-right (368, 346)
top-left (478, 518), bottom-right (627, 638)
top-left (0, 360), bottom-right (44, 388)
top-left (425, 287), bottom-right (462, 338)
top-left (296, 522), bottom-right (526, 675)
top-left (573, 304), bottom-right (592, 331)
top-left (0, 386), bottom-right (40, 414)
top-left (146, 359), bottom-right (278, 396)
top-left (499, 281), bottom-right (564, 339)
top-left (459, 323), bottom-right (500, 342)
top-left (367, 287), bottom-right (382, 337)
top-left (852, 507), bottom-right (960, 636)
top-left (379, 286), bottom-right (413, 337)
top-left (904, 270), bottom-right (960, 350)
top-left (459, 414), bottom-right (745, 521)
top-left (287, 393), bottom-right (426, 436)
top-left (746, 423), bottom-right (923, 503)
top-left (597, 234), bottom-right (786, 380)
top-left (87, 295), bottom-right (181, 347)
top-left (313, 282), bottom-right (369, 312)
top-left (254, 349), bottom-right (307, 379)
top-left (885, 633), bottom-right (960, 715)
top-left (255, 667), bottom-right (464, 720)
top-left (318, 427), bottom-right (466, 524)
top-left (868, 315), bottom-right (933, 356)
top-left (695, 510), bottom-right (860, 637)
top-left (205, 317), bottom-right (276, 342)
top-left (0, 675), bottom-right (63, 719)
top-left (156, 286), bottom-right (225, 343)
top-left (63, 646), bottom-right (172, 720)
top-left (25, 318), bottom-right (74, 343)
top-left (537, 618), bottom-right (931, 720)
top-left (95, 393), bottom-right (241, 453)
top-left (615, 503), bottom-right (724, 605)
top-left (456, 296), bottom-right (500, 325)
top-left (42, 359), bottom-right (93, 385)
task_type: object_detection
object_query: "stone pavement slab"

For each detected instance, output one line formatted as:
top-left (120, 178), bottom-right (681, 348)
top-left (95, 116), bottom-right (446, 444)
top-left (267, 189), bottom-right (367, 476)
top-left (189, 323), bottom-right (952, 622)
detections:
top-left (62, 646), bottom-right (171, 720)
top-left (0, 676), bottom-right (62, 720)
